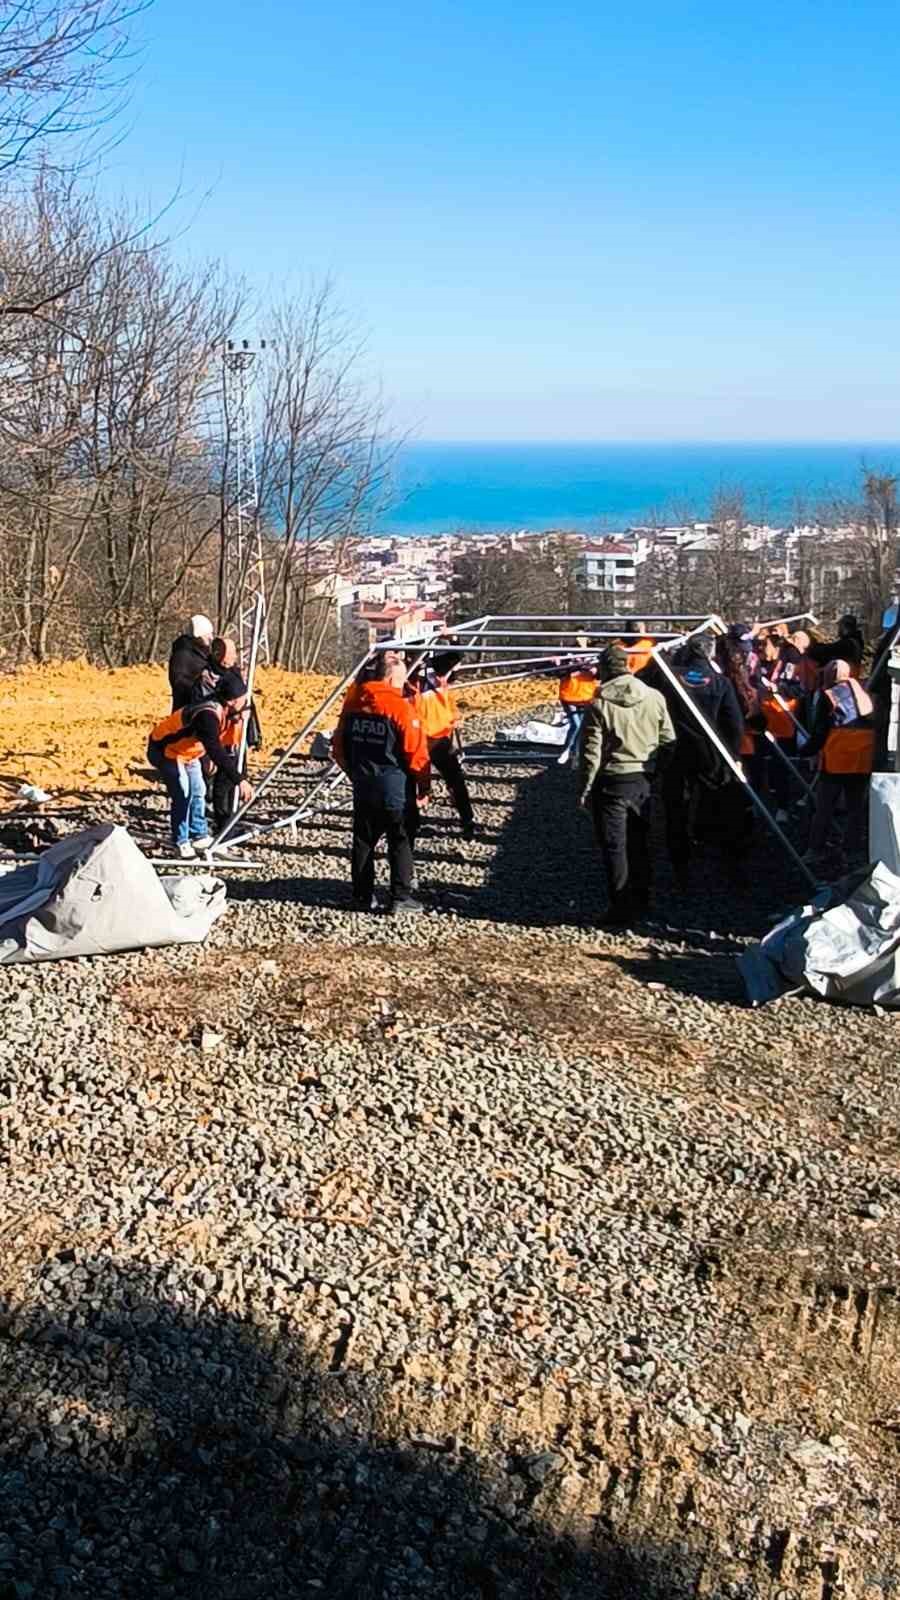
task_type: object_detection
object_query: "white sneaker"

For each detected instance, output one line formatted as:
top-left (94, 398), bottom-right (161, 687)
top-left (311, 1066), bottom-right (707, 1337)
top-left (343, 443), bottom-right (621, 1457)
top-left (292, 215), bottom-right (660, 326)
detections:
top-left (191, 836), bottom-right (214, 852)
top-left (177, 842), bottom-right (196, 860)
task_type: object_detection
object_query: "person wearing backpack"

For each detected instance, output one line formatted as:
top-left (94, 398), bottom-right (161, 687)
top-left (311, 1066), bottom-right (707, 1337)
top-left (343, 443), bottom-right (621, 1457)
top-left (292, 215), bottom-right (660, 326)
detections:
top-left (660, 633), bottom-right (745, 886)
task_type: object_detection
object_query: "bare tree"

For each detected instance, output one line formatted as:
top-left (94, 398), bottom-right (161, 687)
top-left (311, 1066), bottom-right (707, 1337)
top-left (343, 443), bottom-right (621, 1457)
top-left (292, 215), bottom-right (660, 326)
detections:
top-left (245, 285), bottom-right (396, 671)
top-left (0, 176), bottom-right (244, 664)
top-left (0, 0), bottom-right (149, 174)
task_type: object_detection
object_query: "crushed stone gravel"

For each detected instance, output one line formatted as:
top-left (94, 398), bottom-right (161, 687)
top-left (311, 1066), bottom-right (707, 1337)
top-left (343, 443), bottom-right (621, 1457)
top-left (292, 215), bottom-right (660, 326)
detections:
top-left (1, 707), bottom-right (899, 1597)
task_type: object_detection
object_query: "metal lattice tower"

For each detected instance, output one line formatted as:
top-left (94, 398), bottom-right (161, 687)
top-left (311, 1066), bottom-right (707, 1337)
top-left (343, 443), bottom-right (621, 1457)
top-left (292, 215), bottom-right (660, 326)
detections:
top-left (222, 341), bottom-right (269, 665)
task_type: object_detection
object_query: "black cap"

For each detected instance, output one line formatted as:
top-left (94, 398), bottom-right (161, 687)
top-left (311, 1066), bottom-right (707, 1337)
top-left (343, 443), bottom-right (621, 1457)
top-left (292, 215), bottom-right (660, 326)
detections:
top-left (214, 668), bottom-right (247, 703)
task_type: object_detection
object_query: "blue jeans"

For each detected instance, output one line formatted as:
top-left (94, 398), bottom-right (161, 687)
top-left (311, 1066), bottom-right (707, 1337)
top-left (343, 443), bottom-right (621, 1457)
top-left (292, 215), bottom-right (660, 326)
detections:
top-left (148, 751), bottom-right (206, 845)
top-left (562, 703), bottom-right (586, 756)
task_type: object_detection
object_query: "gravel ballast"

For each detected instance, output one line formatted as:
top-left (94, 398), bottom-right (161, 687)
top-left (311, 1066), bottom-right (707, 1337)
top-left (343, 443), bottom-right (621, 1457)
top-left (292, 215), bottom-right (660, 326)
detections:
top-left (1, 712), bottom-right (899, 1597)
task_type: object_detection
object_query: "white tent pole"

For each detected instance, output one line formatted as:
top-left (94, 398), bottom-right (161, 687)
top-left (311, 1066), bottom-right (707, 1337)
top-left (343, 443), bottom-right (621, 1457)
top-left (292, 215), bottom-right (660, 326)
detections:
top-left (236, 594), bottom-right (265, 777)
top-left (763, 731), bottom-right (815, 799)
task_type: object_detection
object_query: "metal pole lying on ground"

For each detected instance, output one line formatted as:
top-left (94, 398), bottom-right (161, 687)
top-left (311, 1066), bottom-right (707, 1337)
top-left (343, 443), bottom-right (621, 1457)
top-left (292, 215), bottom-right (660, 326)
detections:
top-left (210, 645), bottom-right (375, 853)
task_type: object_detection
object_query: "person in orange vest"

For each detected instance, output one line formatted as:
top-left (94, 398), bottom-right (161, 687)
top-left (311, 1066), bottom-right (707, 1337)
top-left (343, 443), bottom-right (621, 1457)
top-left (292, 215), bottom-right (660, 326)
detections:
top-left (332, 653), bottom-right (431, 914)
top-left (552, 641), bottom-right (598, 766)
top-left (621, 618), bottom-right (655, 675)
top-left (147, 672), bottom-right (253, 858)
top-left (803, 660), bottom-right (875, 869)
top-left (408, 651), bottom-right (475, 840)
top-left (756, 631), bottom-right (807, 821)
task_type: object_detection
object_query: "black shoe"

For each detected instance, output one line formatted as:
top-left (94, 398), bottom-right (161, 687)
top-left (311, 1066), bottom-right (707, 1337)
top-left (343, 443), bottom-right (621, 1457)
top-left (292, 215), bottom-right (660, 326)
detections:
top-left (597, 906), bottom-right (631, 929)
top-left (461, 822), bottom-right (476, 842)
top-left (386, 894), bottom-right (426, 916)
top-left (350, 895), bottom-right (378, 913)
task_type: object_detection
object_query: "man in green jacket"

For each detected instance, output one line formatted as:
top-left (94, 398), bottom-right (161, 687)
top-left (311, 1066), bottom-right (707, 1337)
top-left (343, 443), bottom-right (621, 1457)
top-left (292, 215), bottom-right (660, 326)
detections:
top-left (578, 642), bottom-right (676, 926)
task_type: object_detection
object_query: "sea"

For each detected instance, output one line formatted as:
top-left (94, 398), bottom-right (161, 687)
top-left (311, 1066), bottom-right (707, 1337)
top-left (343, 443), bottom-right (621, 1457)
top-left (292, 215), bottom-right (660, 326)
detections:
top-left (378, 441), bottom-right (900, 536)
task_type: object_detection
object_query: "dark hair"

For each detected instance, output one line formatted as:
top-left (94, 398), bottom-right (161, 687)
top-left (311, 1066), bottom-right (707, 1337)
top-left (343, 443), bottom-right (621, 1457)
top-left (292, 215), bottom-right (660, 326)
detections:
top-left (371, 652), bottom-right (396, 682)
top-left (210, 636), bottom-right (230, 665)
top-left (720, 639), bottom-right (755, 717)
top-left (685, 631), bottom-right (715, 662)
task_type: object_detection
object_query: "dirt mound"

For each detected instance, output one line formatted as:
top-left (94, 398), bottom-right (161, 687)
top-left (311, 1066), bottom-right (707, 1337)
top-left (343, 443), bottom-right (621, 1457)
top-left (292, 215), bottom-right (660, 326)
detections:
top-left (0, 659), bottom-right (549, 803)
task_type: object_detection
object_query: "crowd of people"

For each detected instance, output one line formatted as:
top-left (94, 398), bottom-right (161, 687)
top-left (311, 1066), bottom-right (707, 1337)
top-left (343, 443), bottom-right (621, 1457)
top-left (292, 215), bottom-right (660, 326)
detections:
top-left (572, 613), bottom-right (880, 924)
top-left (146, 607), bottom-right (890, 923)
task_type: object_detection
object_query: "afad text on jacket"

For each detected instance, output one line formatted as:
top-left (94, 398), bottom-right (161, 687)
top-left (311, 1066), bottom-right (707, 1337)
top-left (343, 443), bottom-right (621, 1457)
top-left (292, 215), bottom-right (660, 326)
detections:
top-left (333, 680), bottom-right (430, 803)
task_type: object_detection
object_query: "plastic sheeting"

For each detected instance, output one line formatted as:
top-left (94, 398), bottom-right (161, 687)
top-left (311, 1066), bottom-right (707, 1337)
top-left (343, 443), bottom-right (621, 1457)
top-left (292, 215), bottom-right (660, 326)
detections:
top-left (0, 824), bottom-right (227, 964)
top-left (496, 717), bottom-right (567, 747)
top-left (738, 861), bottom-right (900, 1008)
top-left (870, 772), bottom-right (900, 877)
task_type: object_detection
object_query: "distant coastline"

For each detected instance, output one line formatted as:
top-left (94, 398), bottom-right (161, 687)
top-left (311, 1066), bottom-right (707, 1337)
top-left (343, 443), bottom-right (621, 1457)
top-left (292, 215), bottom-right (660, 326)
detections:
top-left (377, 440), bottom-right (900, 536)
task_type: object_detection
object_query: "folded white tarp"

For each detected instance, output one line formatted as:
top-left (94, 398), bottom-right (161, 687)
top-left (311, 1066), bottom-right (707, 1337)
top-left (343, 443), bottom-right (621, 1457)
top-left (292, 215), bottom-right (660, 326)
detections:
top-left (0, 824), bottom-right (227, 964)
top-left (870, 772), bottom-right (900, 877)
top-left (496, 717), bottom-right (566, 747)
top-left (738, 861), bottom-right (900, 1008)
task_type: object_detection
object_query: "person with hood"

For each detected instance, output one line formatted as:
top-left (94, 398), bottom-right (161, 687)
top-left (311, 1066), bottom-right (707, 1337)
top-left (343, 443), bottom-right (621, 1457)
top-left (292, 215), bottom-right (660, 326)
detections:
top-left (168, 614), bottom-right (215, 710)
top-left (332, 652), bottom-right (431, 914)
top-left (660, 632), bottom-right (744, 882)
top-left (147, 670), bottom-right (253, 858)
top-left (578, 642), bottom-right (676, 925)
top-left (803, 660), bottom-right (875, 868)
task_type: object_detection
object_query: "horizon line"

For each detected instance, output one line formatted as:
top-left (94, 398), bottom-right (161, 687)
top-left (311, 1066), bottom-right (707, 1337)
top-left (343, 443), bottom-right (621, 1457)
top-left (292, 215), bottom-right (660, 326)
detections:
top-left (406, 437), bottom-right (900, 449)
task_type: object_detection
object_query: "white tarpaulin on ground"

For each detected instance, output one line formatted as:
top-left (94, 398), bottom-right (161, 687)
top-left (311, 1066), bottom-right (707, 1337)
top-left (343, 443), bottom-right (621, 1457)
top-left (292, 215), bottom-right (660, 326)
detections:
top-left (870, 772), bottom-right (900, 877)
top-left (0, 824), bottom-right (227, 964)
top-left (496, 717), bottom-right (566, 747)
top-left (738, 861), bottom-right (900, 1008)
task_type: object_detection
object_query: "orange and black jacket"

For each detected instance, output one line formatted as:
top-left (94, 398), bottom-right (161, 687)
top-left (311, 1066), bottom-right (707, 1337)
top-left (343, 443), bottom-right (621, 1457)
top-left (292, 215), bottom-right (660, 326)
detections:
top-left (148, 700), bottom-right (243, 783)
top-left (333, 681), bottom-right (430, 802)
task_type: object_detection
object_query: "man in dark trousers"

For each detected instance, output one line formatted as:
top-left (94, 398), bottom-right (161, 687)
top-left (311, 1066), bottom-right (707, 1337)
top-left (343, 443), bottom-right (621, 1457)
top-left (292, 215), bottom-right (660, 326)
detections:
top-left (332, 653), bottom-right (431, 915)
top-left (660, 632), bottom-right (745, 883)
top-left (168, 614), bottom-right (215, 710)
top-left (578, 642), bottom-right (676, 926)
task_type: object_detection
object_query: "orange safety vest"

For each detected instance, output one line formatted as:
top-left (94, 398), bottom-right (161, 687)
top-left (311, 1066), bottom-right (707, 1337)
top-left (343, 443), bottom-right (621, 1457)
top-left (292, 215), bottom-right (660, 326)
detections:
top-left (761, 676), bottom-right (800, 741)
top-left (150, 701), bottom-right (224, 763)
top-left (820, 687), bottom-right (874, 774)
top-left (220, 705), bottom-right (245, 750)
top-left (559, 670), bottom-right (596, 705)
top-left (420, 685), bottom-right (458, 741)
top-left (821, 726), bottom-right (874, 774)
top-left (626, 637), bottom-right (654, 674)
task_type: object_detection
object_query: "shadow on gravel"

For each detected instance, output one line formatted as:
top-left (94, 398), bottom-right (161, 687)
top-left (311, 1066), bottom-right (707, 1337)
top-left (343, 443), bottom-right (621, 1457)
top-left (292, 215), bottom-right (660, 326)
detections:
top-left (599, 946), bottom-right (749, 1007)
top-left (475, 765), bottom-right (599, 928)
top-left (474, 762), bottom-right (809, 940)
top-left (225, 872), bottom-right (352, 910)
top-left (0, 1257), bottom-right (710, 1599)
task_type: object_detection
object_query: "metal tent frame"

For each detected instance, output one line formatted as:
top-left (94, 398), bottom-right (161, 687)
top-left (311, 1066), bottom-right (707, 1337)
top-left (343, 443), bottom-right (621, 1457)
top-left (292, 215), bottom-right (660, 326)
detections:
top-left (208, 611), bottom-right (818, 889)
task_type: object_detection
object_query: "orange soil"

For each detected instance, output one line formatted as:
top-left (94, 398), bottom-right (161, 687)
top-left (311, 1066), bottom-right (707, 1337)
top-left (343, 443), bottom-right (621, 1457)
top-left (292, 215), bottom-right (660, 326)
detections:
top-left (0, 660), bottom-right (550, 803)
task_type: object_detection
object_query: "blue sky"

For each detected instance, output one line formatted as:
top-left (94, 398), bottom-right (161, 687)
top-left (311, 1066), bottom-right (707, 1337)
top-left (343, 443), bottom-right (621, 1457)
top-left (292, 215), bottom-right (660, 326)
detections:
top-left (108, 0), bottom-right (900, 441)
